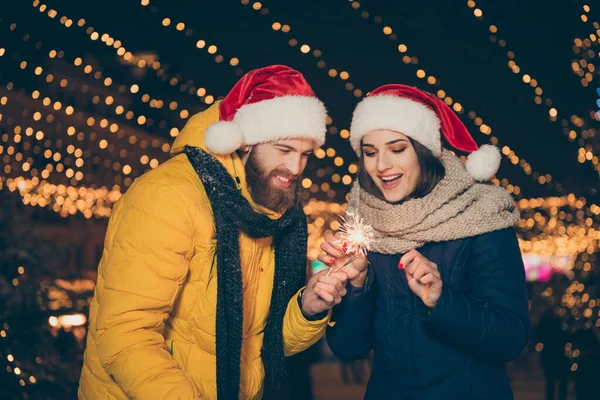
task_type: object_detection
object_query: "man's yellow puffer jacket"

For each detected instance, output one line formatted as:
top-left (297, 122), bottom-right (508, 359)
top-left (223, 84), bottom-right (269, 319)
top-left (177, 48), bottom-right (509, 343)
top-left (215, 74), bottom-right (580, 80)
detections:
top-left (78, 103), bottom-right (330, 400)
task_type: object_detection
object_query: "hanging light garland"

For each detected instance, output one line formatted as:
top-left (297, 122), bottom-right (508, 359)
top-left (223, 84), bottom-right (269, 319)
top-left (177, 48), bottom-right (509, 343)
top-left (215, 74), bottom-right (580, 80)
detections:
top-left (137, 0), bottom-right (243, 75)
top-left (465, 1), bottom-right (600, 174)
top-left (31, 0), bottom-right (219, 106)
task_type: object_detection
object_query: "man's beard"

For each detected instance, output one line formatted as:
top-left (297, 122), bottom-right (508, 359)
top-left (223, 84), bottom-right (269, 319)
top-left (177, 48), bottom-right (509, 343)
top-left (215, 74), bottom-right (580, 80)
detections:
top-left (244, 151), bottom-right (299, 213)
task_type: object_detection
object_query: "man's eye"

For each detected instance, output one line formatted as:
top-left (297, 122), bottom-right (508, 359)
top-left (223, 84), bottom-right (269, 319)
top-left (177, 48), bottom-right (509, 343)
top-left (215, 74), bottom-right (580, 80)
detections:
top-left (279, 149), bottom-right (290, 154)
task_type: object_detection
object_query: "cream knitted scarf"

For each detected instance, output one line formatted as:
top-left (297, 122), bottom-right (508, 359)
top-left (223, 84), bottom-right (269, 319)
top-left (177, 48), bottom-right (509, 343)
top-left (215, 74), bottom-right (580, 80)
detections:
top-left (347, 150), bottom-right (520, 255)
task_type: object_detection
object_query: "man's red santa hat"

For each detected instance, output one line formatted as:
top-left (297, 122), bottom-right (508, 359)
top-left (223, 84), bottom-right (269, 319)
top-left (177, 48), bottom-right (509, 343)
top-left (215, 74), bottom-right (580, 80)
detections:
top-left (350, 84), bottom-right (501, 181)
top-left (204, 65), bottom-right (328, 154)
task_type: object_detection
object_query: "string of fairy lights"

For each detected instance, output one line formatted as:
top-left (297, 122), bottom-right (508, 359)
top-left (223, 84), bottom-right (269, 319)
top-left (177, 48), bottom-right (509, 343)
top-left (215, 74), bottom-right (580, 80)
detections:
top-left (0, 49), bottom-right (155, 219)
top-left (0, 94), bottom-right (135, 189)
top-left (574, 3), bottom-right (598, 91)
top-left (0, 101), bottom-right (85, 183)
top-left (0, 83), bottom-right (165, 186)
top-left (0, 95), bottom-right (124, 219)
top-left (36, 0), bottom-right (600, 258)
top-left (581, 4), bottom-right (600, 124)
top-left (519, 0), bottom-right (600, 348)
top-left (0, 16), bottom-right (194, 211)
top-left (0, 42), bottom-right (170, 168)
top-left (239, 0), bottom-right (364, 98)
top-left (0, 158), bottom-right (121, 220)
top-left (0, 142), bottom-right (122, 219)
top-left (561, 3), bottom-right (600, 180)
top-left (571, 4), bottom-right (599, 92)
top-left (2, 325), bottom-right (37, 389)
top-left (137, 0), bottom-right (244, 75)
top-left (570, 4), bottom-right (600, 169)
top-left (32, 0), bottom-right (219, 107)
top-left (0, 19), bottom-right (201, 147)
top-left (4, 176), bottom-right (120, 218)
top-left (465, 1), bottom-right (600, 174)
top-left (570, 4), bottom-right (598, 90)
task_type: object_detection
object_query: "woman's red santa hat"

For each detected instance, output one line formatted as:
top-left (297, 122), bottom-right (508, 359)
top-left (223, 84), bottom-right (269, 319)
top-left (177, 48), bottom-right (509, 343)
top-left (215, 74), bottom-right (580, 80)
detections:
top-left (350, 84), bottom-right (501, 182)
top-left (204, 65), bottom-right (328, 154)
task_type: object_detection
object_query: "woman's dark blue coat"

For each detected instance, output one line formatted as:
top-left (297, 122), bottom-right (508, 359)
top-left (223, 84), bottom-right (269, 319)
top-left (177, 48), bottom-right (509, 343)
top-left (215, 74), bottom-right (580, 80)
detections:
top-left (327, 227), bottom-right (531, 399)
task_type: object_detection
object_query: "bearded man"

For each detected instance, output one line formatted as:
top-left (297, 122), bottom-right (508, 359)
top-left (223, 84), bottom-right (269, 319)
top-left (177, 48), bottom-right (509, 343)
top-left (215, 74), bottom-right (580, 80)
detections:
top-left (79, 65), bottom-right (347, 400)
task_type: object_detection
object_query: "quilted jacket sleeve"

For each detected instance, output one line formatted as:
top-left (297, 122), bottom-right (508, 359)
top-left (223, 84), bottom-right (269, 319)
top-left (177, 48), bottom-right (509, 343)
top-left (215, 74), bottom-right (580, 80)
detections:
top-left (95, 176), bottom-right (200, 399)
top-left (417, 227), bottom-right (531, 362)
top-left (282, 289), bottom-right (332, 356)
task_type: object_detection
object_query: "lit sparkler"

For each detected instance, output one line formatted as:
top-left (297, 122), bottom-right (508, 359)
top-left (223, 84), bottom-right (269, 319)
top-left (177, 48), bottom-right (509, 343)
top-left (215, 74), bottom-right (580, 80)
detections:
top-left (327, 212), bottom-right (374, 275)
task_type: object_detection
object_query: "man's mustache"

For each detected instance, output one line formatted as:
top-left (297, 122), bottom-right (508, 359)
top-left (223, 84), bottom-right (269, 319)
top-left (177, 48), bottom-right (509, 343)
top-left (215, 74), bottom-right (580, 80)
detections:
top-left (270, 169), bottom-right (299, 182)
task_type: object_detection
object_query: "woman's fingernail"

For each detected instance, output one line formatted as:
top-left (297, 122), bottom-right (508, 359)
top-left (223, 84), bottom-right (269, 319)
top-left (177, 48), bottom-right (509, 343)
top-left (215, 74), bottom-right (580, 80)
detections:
top-left (398, 263), bottom-right (404, 269)
top-left (342, 243), bottom-right (348, 252)
top-left (330, 258), bottom-right (336, 263)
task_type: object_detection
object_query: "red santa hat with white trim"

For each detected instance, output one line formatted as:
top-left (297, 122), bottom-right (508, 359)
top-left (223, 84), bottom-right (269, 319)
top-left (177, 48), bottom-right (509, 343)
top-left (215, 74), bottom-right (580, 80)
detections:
top-left (350, 84), bottom-right (501, 182)
top-left (204, 65), bottom-right (328, 154)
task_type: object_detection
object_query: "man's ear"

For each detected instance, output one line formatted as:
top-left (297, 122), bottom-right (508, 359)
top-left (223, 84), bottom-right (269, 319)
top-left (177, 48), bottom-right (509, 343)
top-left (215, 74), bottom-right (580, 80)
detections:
top-left (238, 145), bottom-right (253, 165)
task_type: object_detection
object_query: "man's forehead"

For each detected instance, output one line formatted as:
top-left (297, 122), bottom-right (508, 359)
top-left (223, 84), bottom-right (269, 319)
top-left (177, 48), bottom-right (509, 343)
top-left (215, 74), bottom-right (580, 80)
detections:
top-left (271, 138), bottom-right (317, 152)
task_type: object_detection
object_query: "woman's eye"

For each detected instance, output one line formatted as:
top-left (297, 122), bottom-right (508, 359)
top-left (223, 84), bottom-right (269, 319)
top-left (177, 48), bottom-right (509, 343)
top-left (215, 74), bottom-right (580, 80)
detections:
top-left (364, 152), bottom-right (376, 157)
top-left (392, 148), bottom-right (406, 154)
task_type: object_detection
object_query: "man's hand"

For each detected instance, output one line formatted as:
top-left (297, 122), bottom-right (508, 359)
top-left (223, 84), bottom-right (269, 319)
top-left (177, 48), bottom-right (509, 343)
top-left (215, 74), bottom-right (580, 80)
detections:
top-left (301, 269), bottom-right (348, 316)
top-left (319, 231), bottom-right (369, 287)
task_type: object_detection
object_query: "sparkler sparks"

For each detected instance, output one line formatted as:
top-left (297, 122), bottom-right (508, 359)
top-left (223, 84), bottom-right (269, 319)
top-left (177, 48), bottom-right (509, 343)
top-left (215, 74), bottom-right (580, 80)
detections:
top-left (336, 211), bottom-right (374, 257)
top-left (327, 212), bottom-right (374, 275)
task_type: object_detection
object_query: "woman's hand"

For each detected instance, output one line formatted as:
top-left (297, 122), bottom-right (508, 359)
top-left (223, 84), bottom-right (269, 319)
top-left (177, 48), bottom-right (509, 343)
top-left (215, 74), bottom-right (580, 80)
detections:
top-left (400, 249), bottom-right (443, 308)
top-left (319, 231), bottom-right (368, 287)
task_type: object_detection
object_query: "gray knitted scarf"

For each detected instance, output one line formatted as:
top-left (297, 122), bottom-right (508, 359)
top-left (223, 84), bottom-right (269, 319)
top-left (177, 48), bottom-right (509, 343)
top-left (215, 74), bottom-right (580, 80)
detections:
top-left (347, 150), bottom-right (520, 255)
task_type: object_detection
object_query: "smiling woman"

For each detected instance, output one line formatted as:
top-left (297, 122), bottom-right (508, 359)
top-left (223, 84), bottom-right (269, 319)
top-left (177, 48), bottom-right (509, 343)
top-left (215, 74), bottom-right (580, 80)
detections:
top-left (325, 84), bottom-right (527, 399)
top-left (358, 129), bottom-right (445, 203)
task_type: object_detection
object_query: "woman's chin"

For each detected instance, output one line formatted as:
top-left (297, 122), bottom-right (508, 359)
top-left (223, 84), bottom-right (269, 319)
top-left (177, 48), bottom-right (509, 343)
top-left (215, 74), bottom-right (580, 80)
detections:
top-left (381, 189), bottom-right (407, 204)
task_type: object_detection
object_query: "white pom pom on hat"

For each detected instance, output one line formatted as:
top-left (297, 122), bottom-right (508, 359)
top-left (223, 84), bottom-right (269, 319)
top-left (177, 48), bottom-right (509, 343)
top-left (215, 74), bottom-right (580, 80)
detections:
top-left (204, 121), bottom-right (245, 155)
top-left (465, 144), bottom-right (501, 182)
